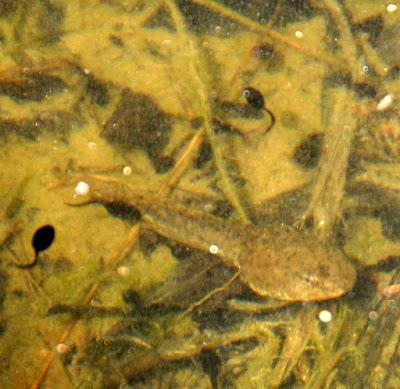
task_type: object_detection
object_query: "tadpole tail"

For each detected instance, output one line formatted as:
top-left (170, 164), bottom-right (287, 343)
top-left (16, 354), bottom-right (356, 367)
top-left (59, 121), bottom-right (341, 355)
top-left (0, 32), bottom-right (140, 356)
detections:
top-left (264, 107), bottom-right (276, 133)
top-left (12, 252), bottom-right (38, 269)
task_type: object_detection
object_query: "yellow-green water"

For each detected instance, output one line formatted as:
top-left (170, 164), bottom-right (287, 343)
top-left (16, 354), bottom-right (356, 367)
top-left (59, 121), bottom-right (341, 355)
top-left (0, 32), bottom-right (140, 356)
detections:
top-left (0, 1), bottom-right (400, 388)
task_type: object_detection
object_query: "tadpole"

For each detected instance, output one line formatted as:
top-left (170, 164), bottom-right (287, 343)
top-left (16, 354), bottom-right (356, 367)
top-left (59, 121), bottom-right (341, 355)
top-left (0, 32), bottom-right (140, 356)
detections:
top-left (243, 87), bottom-right (276, 132)
top-left (15, 225), bottom-right (55, 268)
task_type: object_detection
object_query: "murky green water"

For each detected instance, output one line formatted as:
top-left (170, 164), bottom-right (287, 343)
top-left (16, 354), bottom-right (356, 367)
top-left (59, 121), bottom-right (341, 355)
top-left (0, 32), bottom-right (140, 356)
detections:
top-left (0, 1), bottom-right (400, 388)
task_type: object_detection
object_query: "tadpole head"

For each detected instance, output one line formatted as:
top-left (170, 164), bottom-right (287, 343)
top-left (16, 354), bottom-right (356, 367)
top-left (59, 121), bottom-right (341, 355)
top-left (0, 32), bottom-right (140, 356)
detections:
top-left (243, 87), bottom-right (265, 110)
top-left (32, 224), bottom-right (55, 255)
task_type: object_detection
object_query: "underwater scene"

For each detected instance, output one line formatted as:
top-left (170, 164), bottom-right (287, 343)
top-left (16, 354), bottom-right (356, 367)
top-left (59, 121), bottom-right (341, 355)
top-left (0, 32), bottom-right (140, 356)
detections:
top-left (0, 0), bottom-right (400, 388)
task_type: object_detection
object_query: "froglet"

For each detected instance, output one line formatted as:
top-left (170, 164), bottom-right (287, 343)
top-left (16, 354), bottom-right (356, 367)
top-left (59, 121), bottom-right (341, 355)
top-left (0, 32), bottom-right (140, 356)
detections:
top-left (68, 176), bottom-right (356, 302)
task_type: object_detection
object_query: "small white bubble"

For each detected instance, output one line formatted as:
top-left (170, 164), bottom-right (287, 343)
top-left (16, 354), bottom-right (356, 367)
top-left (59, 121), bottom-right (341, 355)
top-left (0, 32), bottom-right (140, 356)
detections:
top-left (88, 142), bottom-right (97, 150)
top-left (83, 67), bottom-right (90, 75)
top-left (318, 309), bottom-right (332, 323)
top-left (387, 4), bottom-right (398, 13)
top-left (56, 343), bottom-right (69, 354)
top-left (294, 30), bottom-right (304, 39)
top-left (74, 181), bottom-right (90, 196)
top-left (117, 266), bottom-right (130, 276)
top-left (123, 166), bottom-right (132, 176)
top-left (368, 310), bottom-right (378, 321)
top-left (204, 203), bottom-right (215, 213)
top-left (209, 244), bottom-right (219, 254)
top-left (376, 93), bottom-right (394, 112)
top-left (362, 64), bottom-right (369, 73)
top-left (112, 122), bottom-right (119, 130)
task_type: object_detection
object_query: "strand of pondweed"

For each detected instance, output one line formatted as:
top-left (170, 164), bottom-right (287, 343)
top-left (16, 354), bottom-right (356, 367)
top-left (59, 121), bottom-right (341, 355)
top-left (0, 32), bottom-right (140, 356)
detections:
top-left (315, 0), bottom-right (359, 70)
top-left (164, 0), bottom-right (250, 224)
top-left (191, 0), bottom-right (351, 75)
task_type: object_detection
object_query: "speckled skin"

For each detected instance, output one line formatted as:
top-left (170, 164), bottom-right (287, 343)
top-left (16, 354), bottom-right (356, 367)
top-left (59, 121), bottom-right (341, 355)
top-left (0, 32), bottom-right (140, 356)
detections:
top-left (70, 177), bottom-right (356, 302)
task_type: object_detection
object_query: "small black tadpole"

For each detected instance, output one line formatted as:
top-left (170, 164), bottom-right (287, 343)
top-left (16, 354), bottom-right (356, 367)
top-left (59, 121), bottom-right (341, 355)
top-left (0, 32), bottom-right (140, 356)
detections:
top-left (243, 87), bottom-right (276, 133)
top-left (243, 87), bottom-right (265, 110)
top-left (15, 225), bottom-right (55, 268)
top-left (32, 225), bottom-right (55, 254)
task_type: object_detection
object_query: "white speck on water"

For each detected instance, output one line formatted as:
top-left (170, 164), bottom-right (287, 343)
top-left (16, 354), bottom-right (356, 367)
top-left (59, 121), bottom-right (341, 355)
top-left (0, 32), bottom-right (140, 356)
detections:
top-left (362, 64), bottom-right (369, 73)
top-left (204, 203), bottom-right (215, 213)
top-left (74, 181), bottom-right (90, 196)
top-left (88, 142), bottom-right (97, 150)
top-left (318, 310), bottom-right (332, 323)
top-left (123, 166), bottom-right (132, 176)
top-left (295, 30), bottom-right (304, 39)
top-left (56, 343), bottom-right (68, 354)
top-left (83, 67), bottom-right (90, 75)
top-left (209, 244), bottom-right (219, 254)
top-left (376, 93), bottom-right (394, 111)
top-left (117, 266), bottom-right (130, 276)
top-left (387, 4), bottom-right (398, 13)
top-left (368, 310), bottom-right (378, 321)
